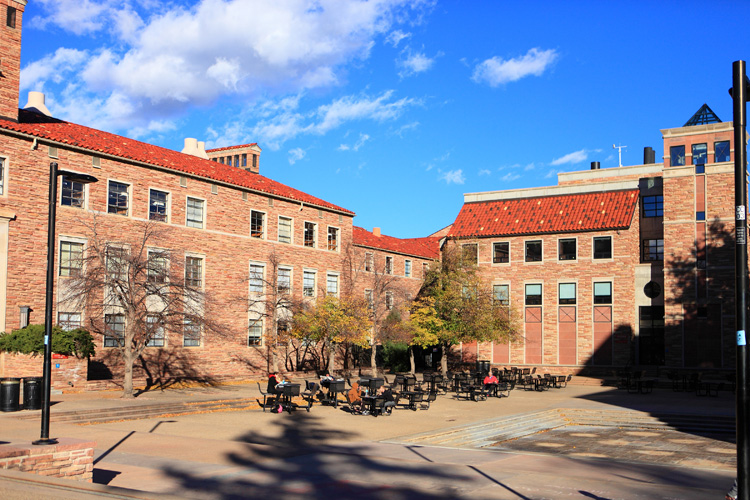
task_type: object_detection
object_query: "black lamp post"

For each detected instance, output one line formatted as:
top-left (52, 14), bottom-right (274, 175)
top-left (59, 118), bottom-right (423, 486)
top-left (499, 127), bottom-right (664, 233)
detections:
top-left (32, 162), bottom-right (97, 446)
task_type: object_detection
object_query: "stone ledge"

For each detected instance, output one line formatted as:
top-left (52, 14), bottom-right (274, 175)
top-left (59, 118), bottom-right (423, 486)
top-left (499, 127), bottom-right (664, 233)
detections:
top-left (0, 437), bottom-right (95, 482)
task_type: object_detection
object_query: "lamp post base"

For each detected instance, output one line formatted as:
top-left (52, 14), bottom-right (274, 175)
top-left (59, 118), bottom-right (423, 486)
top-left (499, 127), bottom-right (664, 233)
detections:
top-left (32, 438), bottom-right (58, 446)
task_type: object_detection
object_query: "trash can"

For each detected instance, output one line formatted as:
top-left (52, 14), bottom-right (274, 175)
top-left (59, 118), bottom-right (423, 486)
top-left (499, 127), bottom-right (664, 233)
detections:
top-left (22, 377), bottom-right (42, 410)
top-left (477, 360), bottom-right (491, 374)
top-left (0, 378), bottom-right (21, 412)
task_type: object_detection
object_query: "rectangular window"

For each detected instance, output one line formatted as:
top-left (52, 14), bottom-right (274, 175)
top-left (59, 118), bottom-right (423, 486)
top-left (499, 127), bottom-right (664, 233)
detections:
top-left (715, 140), bottom-right (730, 163)
top-left (185, 256), bottom-right (203, 288)
top-left (327, 227), bottom-right (339, 251)
top-left (525, 284), bottom-right (542, 305)
top-left (0, 158), bottom-right (5, 195)
top-left (147, 250), bottom-right (168, 284)
top-left (642, 195), bottom-right (663, 217)
top-left (385, 256), bottom-right (393, 275)
top-left (249, 263), bottom-right (265, 293)
top-left (692, 143), bottom-right (707, 165)
top-left (146, 315), bottom-right (165, 347)
top-left (186, 197), bottom-right (204, 228)
top-left (493, 284), bottom-right (509, 307)
top-left (423, 262), bottom-right (429, 278)
top-left (525, 240), bottom-right (542, 262)
top-left (104, 313), bottom-right (124, 347)
top-left (326, 273), bottom-right (339, 296)
top-left (559, 283), bottom-right (576, 305)
top-left (493, 242), bottom-right (509, 264)
top-left (277, 267), bottom-right (291, 294)
top-left (385, 291), bottom-right (394, 310)
top-left (253, 155), bottom-right (258, 170)
top-left (248, 319), bottom-right (262, 346)
top-left (670, 145), bottom-right (685, 167)
top-left (405, 260), bottom-right (412, 278)
top-left (558, 238), bottom-right (576, 261)
top-left (462, 244), bottom-right (478, 264)
top-left (278, 217), bottom-right (292, 243)
top-left (242, 154), bottom-right (247, 167)
top-left (593, 236), bottom-right (612, 259)
top-left (107, 181), bottom-right (129, 215)
top-left (59, 241), bottom-right (84, 277)
top-left (304, 222), bottom-right (316, 248)
top-left (365, 252), bottom-right (374, 272)
top-left (106, 246), bottom-right (128, 281)
top-left (250, 210), bottom-right (265, 238)
top-left (58, 312), bottom-right (81, 331)
top-left (365, 290), bottom-right (374, 311)
top-left (234, 155), bottom-right (239, 168)
top-left (7, 6), bottom-right (16, 29)
top-left (183, 318), bottom-right (201, 347)
top-left (149, 189), bottom-right (168, 222)
top-left (61, 176), bottom-right (85, 208)
top-left (642, 239), bottom-right (664, 262)
top-left (696, 211), bottom-right (706, 221)
top-left (303, 270), bottom-right (316, 296)
top-left (593, 282), bottom-right (612, 304)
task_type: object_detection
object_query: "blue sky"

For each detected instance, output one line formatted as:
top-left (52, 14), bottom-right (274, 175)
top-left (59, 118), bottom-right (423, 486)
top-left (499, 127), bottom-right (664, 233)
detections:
top-left (18, 0), bottom-right (750, 238)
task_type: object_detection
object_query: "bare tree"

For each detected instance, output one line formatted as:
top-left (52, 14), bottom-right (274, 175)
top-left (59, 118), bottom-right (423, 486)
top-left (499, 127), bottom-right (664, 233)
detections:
top-left (61, 217), bottom-right (231, 398)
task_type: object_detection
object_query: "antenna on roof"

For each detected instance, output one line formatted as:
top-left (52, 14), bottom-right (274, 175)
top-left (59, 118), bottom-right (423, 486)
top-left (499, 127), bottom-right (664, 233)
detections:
top-left (613, 143), bottom-right (627, 167)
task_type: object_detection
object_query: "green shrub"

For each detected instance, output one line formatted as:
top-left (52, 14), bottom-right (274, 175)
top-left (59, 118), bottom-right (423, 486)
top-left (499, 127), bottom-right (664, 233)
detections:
top-left (0, 324), bottom-right (95, 358)
top-left (381, 341), bottom-right (410, 373)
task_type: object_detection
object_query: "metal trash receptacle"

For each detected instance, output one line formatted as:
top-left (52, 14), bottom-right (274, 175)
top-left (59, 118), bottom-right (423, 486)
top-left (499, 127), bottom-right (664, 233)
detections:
top-left (23, 376), bottom-right (42, 410)
top-left (477, 360), bottom-right (491, 374)
top-left (0, 378), bottom-right (21, 412)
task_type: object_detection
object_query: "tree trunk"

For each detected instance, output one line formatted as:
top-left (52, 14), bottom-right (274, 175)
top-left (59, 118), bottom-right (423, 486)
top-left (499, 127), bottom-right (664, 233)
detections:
top-left (122, 344), bottom-right (135, 398)
top-left (409, 346), bottom-right (416, 374)
top-left (441, 343), bottom-right (448, 376)
top-left (370, 342), bottom-right (378, 377)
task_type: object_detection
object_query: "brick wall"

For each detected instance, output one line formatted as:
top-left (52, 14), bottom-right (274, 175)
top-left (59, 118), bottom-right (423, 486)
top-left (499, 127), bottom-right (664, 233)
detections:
top-left (0, 438), bottom-right (94, 481)
top-left (0, 353), bottom-right (87, 390)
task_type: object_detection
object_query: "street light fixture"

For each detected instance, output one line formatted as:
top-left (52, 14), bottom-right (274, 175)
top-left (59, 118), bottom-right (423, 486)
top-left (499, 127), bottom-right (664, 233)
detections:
top-left (33, 162), bottom-right (97, 446)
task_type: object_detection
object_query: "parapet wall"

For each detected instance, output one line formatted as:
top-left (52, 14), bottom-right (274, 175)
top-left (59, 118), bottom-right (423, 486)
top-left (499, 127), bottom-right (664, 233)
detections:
top-left (0, 437), bottom-right (95, 481)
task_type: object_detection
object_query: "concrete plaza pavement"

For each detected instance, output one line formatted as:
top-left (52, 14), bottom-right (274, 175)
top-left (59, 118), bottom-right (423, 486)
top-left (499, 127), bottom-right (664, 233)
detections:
top-left (0, 378), bottom-right (738, 499)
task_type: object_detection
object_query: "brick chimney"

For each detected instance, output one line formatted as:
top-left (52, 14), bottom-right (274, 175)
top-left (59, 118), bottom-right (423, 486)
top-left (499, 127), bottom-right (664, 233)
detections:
top-left (0, 1), bottom-right (26, 122)
top-left (373, 227), bottom-right (381, 237)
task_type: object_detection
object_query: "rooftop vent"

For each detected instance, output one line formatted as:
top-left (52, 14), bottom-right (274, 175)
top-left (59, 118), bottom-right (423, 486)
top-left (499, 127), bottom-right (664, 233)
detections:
top-left (196, 141), bottom-right (209, 160)
top-left (181, 138), bottom-right (200, 157)
top-left (23, 91), bottom-right (51, 116)
top-left (590, 161), bottom-right (600, 170)
top-left (643, 147), bottom-right (656, 164)
top-left (373, 227), bottom-right (381, 237)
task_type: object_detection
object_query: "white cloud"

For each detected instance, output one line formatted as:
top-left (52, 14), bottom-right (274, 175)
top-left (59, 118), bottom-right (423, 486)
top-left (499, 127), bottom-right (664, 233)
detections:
top-left (314, 90), bottom-right (419, 133)
top-left (391, 121), bottom-right (419, 137)
top-left (524, 162), bottom-right (536, 171)
top-left (472, 48), bottom-right (558, 87)
top-left (440, 169), bottom-right (465, 184)
top-left (397, 50), bottom-right (439, 78)
top-left (339, 133), bottom-right (371, 152)
top-left (20, 48), bottom-right (90, 90)
top-left (501, 172), bottom-right (521, 182)
top-left (23, 0), bottom-right (428, 134)
top-left (479, 169), bottom-right (491, 176)
top-left (550, 149), bottom-right (588, 166)
top-left (288, 147), bottom-right (306, 165)
top-left (386, 30), bottom-right (411, 47)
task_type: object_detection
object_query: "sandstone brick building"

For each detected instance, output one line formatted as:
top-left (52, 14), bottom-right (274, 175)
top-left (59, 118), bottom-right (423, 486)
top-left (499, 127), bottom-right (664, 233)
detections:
top-left (447, 104), bottom-right (739, 372)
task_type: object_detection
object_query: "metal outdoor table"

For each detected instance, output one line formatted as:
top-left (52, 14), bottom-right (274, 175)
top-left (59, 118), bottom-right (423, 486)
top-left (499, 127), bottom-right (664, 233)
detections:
top-left (323, 380), bottom-right (346, 407)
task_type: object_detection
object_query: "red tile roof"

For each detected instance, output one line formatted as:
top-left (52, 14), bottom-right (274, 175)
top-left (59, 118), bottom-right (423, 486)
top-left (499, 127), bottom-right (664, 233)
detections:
top-left (448, 189), bottom-right (639, 238)
top-left (353, 226), bottom-right (440, 260)
top-left (205, 143), bottom-right (259, 153)
top-left (0, 110), bottom-right (352, 214)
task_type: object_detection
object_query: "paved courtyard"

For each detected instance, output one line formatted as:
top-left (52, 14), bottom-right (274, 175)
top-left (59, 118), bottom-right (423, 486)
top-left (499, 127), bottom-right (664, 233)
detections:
top-left (0, 379), bottom-right (738, 499)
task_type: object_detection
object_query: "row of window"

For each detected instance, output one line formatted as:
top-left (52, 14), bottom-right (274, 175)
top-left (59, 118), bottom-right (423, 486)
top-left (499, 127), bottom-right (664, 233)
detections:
top-left (249, 262), bottom-right (340, 297)
top-left (670, 141), bottom-right (730, 168)
top-left (61, 178), bottom-right (341, 250)
top-left (491, 281), bottom-right (613, 307)
top-left (212, 153), bottom-right (258, 170)
top-left (363, 252), bottom-right (425, 278)
top-left (463, 236), bottom-right (613, 265)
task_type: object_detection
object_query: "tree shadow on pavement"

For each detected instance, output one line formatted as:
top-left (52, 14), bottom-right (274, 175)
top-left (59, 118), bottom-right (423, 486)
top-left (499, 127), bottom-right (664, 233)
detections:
top-left (159, 409), bottom-right (475, 499)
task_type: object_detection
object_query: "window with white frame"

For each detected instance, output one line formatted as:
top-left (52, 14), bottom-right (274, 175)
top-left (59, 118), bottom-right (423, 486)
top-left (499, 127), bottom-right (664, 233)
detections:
top-left (304, 222), bottom-right (316, 248)
top-left (385, 256), bottom-right (393, 275)
top-left (248, 319), bottom-right (262, 346)
top-left (277, 267), bottom-right (291, 294)
top-left (525, 240), bottom-right (542, 262)
top-left (278, 216), bottom-right (292, 244)
top-left (593, 236), bottom-right (612, 259)
top-left (365, 252), bottom-right (374, 272)
top-left (147, 250), bottom-right (168, 284)
top-left (385, 290), bottom-right (394, 310)
top-left (327, 273), bottom-right (339, 296)
top-left (250, 210), bottom-right (265, 238)
top-left (149, 189), bottom-right (168, 222)
top-left (61, 176), bottom-right (85, 208)
top-left (249, 263), bottom-right (265, 294)
top-left (493, 242), bottom-right (509, 264)
top-left (405, 260), bottom-right (412, 278)
top-left (59, 241), bottom-right (84, 277)
top-left (559, 283), bottom-right (576, 305)
top-left (185, 256), bottom-right (203, 288)
top-left (493, 284), bottom-right (509, 307)
top-left (146, 314), bottom-right (165, 347)
top-left (462, 244), bottom-right (478, 264)
top-left (104, 313), bottom-right (125, 347)
top-left (183, 318), bottom-right (201, 346)
top-left (327, 227), bottom-right (339, 251)
top-left (107, 181), bottom-right (129, 215)
top-left (106, 246), bottom-right (128, 281)
top-left (594, 281), bottom-right (612, 304)
top-left (303, 270), bottom-right (316, 297)
top-left (58, 312), bottom-right (81, 330)
top-left (365, 289), bottom-right (374, 311)
top-left (525, 284), bottom-right (542, 305)
top-left (558, 238), bottom-right (576, 261)
top-left (186, 197), bottom-right (204, 228)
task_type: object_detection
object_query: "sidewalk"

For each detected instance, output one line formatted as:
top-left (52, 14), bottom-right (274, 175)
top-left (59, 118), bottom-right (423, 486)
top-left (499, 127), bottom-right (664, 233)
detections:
top-left (0, 378), bottom-right (738, 499)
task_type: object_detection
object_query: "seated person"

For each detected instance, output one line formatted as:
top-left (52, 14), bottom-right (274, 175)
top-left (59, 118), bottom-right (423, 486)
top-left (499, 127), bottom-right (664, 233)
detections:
top-left (266, 372), bottom-right (283, 407)
top-left (377, 385), bottom-right (396, 414)
top-left (483, 372), bottom-right (498, 387)
top-left (319, 372), bottom-right (334, 388)
top-left (346, 381), bottom-right (363, 412)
